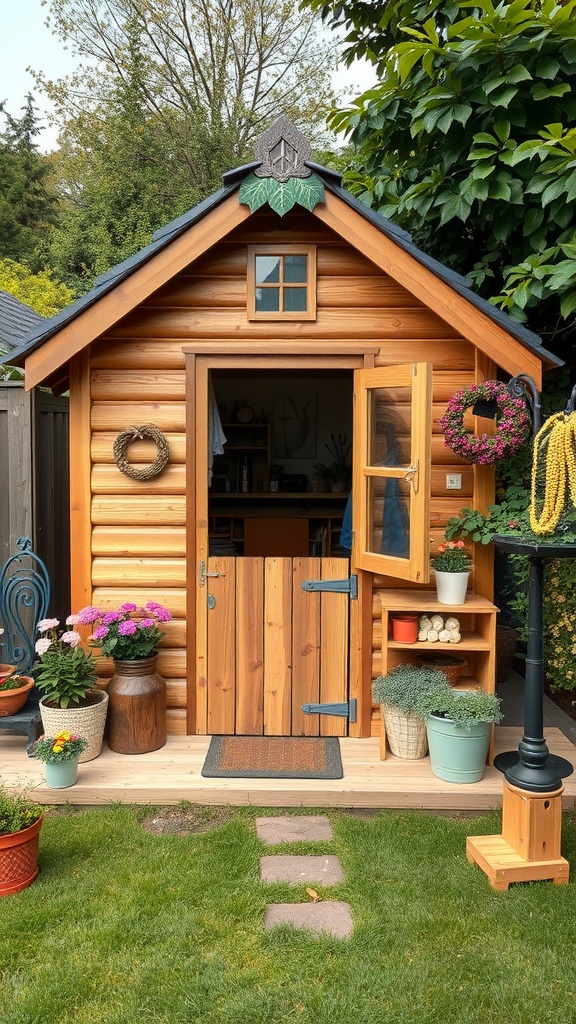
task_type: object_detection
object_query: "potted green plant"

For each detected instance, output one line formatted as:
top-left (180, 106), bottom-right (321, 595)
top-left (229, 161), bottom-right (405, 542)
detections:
top-left (0, 786), bottom-right (44, 897)
top-left (34, 617), bottom-right (108, 762)
top-left (76, 601), bottom-right (171, 754)
top-left (432, 540), bottom-right (472, 605)
top-left (372, 664), bottom-right (448, 759)
top-left (33, 731), bottom-right (89, 789)
top-left (313, 433), bottom-right (351, 492)
top-left (0, 670), bottom-right (35, 716)
top-left (415, 684), bottom-right (503, 784)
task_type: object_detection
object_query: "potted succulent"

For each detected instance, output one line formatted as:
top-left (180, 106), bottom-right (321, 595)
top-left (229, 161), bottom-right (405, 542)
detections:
top-left (415, 684), bottom-right (503, 784)
top-left (372, 663), bottom-right (447, 759)
top-left (77, 601), bottom-right (171, 754)
top-left (34, 617), bottom-right (108, 762)
top-left (432, 540), bottom-right (472, 605)
top-left (0, 785), bottom-right (44, 896)
top-left (33, 731), bottom-right (88, 789)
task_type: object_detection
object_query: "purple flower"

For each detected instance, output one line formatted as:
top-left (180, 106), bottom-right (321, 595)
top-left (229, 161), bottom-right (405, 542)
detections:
top-left (102, 610), bottom-right (122, 625)
top-left (76, 606), bottom-right (101, 625)
top-left (118, 620), bottom-right (137, 636)
top-left (119, 602), bottom-right (138, 613)
top-left (154, 607), bottom-right (171, 622)
top-left (92, 625), bottom-right (109, 640)
top-left (138, 618), bottom-right (156, 629)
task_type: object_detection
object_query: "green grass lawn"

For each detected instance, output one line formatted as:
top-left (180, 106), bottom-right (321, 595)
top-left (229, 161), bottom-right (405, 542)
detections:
top-left (2, 804), bottom-right (576, 1024)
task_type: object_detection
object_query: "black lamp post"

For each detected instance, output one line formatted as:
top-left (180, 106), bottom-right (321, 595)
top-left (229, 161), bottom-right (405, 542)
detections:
top-left (492, 374), bottom-right (574, 792)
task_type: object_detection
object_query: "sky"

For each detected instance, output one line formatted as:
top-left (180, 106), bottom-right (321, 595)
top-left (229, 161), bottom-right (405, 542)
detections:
top-left (0, 0), bottom-right (376, 152)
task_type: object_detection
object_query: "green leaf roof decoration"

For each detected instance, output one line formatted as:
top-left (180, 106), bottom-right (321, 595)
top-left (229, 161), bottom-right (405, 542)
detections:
top-left (239, 173), bottom-right (325, 216)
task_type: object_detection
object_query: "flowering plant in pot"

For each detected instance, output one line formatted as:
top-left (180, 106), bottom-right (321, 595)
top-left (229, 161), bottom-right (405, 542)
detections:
top-left (77, 601), bottom-right (171, 755)
top-left (0, 785), bottom-right (44, 896)
top-left (432, 541), bottom-right (472, 606)
top-left (77, 602), bottom-right (171, 660)
top-left (33, 731), bottom-right (88, 789)
top-left (33, 618), bottom-right (108, 762)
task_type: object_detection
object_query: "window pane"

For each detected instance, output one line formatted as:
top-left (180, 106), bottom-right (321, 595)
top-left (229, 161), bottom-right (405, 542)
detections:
top-left (284, 255), bottom-right (308, 283)
top-left (367, 476), bottom-right (410, 559)
top-left (283, 287), bottom-right (307, 312)
top-left (255, 256), bottom-right (280, 284)
top-left (256, 287), bottom-right (280, 312)
top-left (368, 387), bottom-right (411, 467)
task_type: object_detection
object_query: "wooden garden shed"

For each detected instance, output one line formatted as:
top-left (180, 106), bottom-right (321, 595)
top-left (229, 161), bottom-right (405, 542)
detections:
top-left (9, 117), bottom-right (562, 749)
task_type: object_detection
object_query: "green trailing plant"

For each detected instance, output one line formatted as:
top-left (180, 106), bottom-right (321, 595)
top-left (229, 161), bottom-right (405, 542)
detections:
top-left (372, 664), bottom-right (449, 713)
top-left (0, 786), bottom-right (43, 836)
top-left (415, 686), bottom-right (503, 730)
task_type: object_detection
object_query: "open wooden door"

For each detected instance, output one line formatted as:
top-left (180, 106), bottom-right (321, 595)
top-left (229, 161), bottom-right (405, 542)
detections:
top-left (352, 363), bottom-right (432, 582)
top-left (191, 354), bottom-right (357, 737)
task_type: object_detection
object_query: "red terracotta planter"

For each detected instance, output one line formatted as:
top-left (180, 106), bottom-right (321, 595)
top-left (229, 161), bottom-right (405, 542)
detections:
top-left (0, 814), bottom-right (43, 897)
top-left (391, 613), bottom-right (419, 643)
top-left (0, 676), bottom-right (35, 716)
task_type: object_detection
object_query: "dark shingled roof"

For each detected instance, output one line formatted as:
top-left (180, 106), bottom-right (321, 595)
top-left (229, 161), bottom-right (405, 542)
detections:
top-left (8, 161), bottom-right (562, 370)
top-left (0, 290), bottom-right (44, 352)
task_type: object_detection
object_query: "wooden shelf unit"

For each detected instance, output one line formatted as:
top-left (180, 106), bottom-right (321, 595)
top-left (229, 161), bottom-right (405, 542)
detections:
top-left (208, 500), bottom-right (346, 557)
top-left (378, 590), bottom-right (498, 761)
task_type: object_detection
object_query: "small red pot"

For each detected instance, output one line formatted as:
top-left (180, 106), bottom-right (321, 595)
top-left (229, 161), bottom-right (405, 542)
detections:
top-left (391, 613), bottom-right (419, 643)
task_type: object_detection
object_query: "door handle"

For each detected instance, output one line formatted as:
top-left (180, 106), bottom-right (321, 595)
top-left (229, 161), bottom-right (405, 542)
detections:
top-left (199, 560), bottom-right (226, 587)
top-left (403, 459), bottom-right (419, 494)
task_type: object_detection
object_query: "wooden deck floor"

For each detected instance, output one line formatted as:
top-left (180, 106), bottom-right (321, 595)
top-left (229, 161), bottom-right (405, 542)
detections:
top-left (3, 727), bottom-right (576, 811)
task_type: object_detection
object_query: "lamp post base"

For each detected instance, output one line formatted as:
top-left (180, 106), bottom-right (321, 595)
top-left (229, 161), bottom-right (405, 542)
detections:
top-left (467, 780), bottom-right (569, 890)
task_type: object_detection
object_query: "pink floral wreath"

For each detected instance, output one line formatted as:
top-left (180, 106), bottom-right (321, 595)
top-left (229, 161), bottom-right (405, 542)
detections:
top-left (439, 380), bottom-right (530, 465)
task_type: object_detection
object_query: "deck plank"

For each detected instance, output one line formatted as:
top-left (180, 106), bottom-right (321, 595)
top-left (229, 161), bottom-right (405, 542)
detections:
top-left (2, 728), bottom-right (575, 811)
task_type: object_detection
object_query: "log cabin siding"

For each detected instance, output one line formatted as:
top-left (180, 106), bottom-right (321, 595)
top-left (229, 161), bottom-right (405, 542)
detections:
top-left (86, 210), bottom-right (486, 735)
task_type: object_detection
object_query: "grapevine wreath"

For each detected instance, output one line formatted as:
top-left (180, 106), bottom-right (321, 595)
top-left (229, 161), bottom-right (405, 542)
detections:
top-left (113, 424), bottom-right (170, 481)
top-left (439, 381), bottom-right (530, 465)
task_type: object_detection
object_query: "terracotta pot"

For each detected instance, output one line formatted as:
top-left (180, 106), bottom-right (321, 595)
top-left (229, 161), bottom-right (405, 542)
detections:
top-left (106, 655), bottom-right (166, 754)
top-left (0, 676), bottom-right (34, 716)
top-left (0, 814), bottom-right (43, 897)
top-left (391, 613), bottom-right (419, 643)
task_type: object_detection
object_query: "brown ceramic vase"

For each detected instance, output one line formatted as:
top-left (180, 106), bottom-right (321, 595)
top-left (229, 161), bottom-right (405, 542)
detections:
top-left (106, 655), bottom-right (166, 754)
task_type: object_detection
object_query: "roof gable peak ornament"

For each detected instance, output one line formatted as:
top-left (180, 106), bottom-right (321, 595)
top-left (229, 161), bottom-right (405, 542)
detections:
top-left (253, 116), bottom-right (313, 182)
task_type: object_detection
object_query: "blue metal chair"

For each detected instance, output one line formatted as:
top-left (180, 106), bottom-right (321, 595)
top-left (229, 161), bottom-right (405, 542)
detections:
top-left (0, 537), bottom-right (50, 751)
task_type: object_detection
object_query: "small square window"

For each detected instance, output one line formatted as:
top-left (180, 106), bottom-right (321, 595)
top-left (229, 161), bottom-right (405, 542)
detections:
top-left (248, 245), bottom-right (316, 320)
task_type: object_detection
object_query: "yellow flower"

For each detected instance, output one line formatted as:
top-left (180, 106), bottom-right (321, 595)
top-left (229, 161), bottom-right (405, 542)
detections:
top-left (52, 744), bottom-right (63, 753)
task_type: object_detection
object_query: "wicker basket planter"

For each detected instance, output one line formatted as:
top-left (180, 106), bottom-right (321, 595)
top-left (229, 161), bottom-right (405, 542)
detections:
top-left (417, 654), bottom-right (468, 686)
top-left (380, 704), bottom-right (428, 759)
top-left (39, 689), bottom-right (109, 761)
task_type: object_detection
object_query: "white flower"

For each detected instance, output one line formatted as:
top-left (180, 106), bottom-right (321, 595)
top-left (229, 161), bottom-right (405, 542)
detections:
top-left (61, 631), bottom-right (81, 648)
top-left (37, 618), bottom-right (60, 632)
top-left (35, 637), bottom-right (52, 655)
top-left (65, 614), bottom-right (79, 626)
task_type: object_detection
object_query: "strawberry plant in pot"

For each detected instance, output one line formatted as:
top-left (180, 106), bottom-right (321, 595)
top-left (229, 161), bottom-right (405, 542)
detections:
top-left (33, 617), bottom-right (108, 761)
top-left (0, 786), bottom-right (44, 897)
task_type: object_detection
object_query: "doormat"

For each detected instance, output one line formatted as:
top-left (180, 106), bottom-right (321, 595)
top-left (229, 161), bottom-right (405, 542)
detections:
top-left (201, 735), bottom-right (343, 779)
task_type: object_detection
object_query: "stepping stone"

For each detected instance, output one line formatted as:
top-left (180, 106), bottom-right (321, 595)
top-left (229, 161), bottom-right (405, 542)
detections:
top-left (265, 902), bottom-right (353, 939)
top-left (260, 855), bottom-right (344, 885)
top-left (256, 815), bottom-right (333, 845)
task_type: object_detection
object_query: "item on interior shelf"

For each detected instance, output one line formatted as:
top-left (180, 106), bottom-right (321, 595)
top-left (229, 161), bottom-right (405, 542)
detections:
top-left (230, 399), bottom-right (255, 424)
top-left (439, 380), bottom-right (530, 465)
top-left (417, 653), bottom-right (468, 686)
top-left (390, 613), bottom-right (419, 643)
top-left (418, 614), bottom-right (461, 644)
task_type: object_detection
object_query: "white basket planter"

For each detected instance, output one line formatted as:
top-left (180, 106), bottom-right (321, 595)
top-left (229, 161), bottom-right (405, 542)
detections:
top-left (381, 704), bottom-right (428, 759)
top-left (39, 689), bottom-right (109, 762)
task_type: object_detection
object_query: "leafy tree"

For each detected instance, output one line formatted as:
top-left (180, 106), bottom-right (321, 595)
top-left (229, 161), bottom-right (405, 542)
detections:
top-left (0, 259), bottom-right (74, 318)
top-left (304, 0), bottom-right (576, 359)
top-left (0, 96), bottom-right (58, 266)
top-left (36, 0), bottom-right (339, 287)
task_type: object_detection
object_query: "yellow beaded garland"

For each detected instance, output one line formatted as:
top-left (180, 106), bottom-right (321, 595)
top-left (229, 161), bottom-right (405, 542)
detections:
top-left (530, 411), bottom-right (576, 535)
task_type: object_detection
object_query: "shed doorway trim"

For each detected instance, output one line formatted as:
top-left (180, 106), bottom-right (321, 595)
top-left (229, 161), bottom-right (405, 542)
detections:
top-left (186, 349), bottom-right (374, 738)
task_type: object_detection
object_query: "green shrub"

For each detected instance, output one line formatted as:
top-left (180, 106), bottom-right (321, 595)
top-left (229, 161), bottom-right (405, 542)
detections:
top-left (415, 686), bottom-right (503, 730)
top-left (372, 664), bottom-right (449, 714)
top-left (0, 786), bottom-right (43, 836)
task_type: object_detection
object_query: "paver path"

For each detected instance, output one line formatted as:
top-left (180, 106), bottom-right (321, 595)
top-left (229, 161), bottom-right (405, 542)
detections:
top-left (258, 815), bottom-right (353, 939)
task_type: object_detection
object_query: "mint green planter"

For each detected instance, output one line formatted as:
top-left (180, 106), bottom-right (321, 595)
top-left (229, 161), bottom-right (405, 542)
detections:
top-left (45, 759), bottom-right (79, 789)
top-left (425, 714), bottom-right (491, 784)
